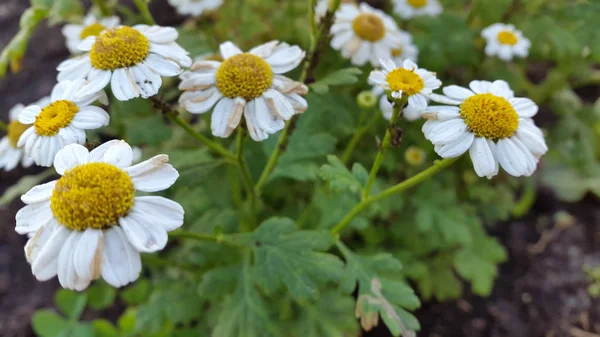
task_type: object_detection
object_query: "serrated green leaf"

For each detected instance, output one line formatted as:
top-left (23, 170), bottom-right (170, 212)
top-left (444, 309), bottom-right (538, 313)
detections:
top-left (471, 0), bottom-right (512, 25)
top-left (31, 310), bottom-right (69, 337)
top-left (319, 155), bottom-right (363, 194)
top-left (294, 291), bottom-right (359, 337)
top-left (86, 281), bottom-right (116, 311)
top-left (233, 217), bottom-right (344, 302)
top-left (120, 279), bottom-right (152, 305)
top-left (0, 8), bottom-right (47, 77)
top-left (310, 68), bottom-right (362, 94)
top-left (198, 265), bottom-right (240, 300)
top-left (270, 133), bottom-right (337, 182)
top-left (337, 242), bottom-right (420, 336)
top-left (454, 236), bottom-right (507, 296)
top-left (213, 258), bottom-right (280, 337)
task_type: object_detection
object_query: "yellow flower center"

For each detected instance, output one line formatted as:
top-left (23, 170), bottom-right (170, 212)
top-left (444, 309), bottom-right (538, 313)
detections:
top-left (497, 31), bottom-right (518, 45)
top-left (50, 162), bottom-right (135, 231)
top-left (386, 68), bottom-right (424, 95)
top-left (7, 120), bottom-right (31, 148)
top-left (80, 23), bottom-right (106, 39)
top-left (460, 93), bottom-right (519, 139)
top-left (215, 53), bottom-right (273, 100)
top-left (34, 100), bottom-right (79, 137)
top-left (391, 47), bottom-right (404, 57)
top-left (90, 27), bottom-right (150, 71)
top-left (407, 0), bottom-right (427, 8)
top-left (404, 146), bottom-right (425, 166)
top-left (352, 13), bottom-right (386, 42)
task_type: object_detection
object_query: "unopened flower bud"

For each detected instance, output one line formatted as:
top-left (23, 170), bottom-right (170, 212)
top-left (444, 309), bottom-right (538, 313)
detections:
top-left (404, 146), bottom-right (425, 166)
top-left (357, 90), bottom-right (377, 110)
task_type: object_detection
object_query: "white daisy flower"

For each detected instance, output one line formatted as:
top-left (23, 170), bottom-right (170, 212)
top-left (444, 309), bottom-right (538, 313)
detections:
top-left (168, 0), bottom-right (223, 16)
top-left (0, 98), bottom-right (48, 171)
top-left (62, 14), bottom-right (120, 54)
top-left (57, 25), bottom-right (192, 101)
top-left (422, 80), bottom-right (548, 178)
top-left (178, 41), bottom-right (308, 141)
top-left (393, 0), bottom-right (442, 19)
top-left (330, 3), bottom-right (405, 67)
top-left (389, 30), bottom-right (419, 63)
top-left (368, 58), bottom-right (441, 118)
top-left (481, 23), bottom-right (531, 61)
top-left (15, 140), bottom-right (184, 290)
top-left (17, 80), bottom-right (109, 167)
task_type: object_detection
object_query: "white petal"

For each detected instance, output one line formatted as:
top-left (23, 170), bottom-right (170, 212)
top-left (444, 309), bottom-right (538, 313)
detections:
top-left (249, 40), bottom-right (280, 58)
top-left (101, 227), bottom-right (141, 288)
top-left (469, 80), bottom-right (491, 94)
top-left (442, 85), bottom-right (475, 100)
top-left (428, 93), bottom-right (463, 105)
top-left (101, 140), bottom-right (133, 168)
top-left (423, 118), bottom-right (468, 144)
top-left (25, 222), bottom-right (57, 264)
top-left (263, 89), bottom-right (294, 120)
top-left (180, 87), bottom-right (222, 114)
top-left (129, 63), bottom-right (162, 98)
top-left (211, 97), bottom-right (236, 137)
top-left (434, 131), bottom-right (474, 158)
top-left (71, 106), bottom-right (110, 130)
top-left (516, 120), bottom-right (547, 157)
top-left (124, 154), bottom-right (179, 192)
top-left (19, 106), bottom-right (42, 124)
top-left (178, 71), bottom-right (216, 90)
top-left (144, 53), bottom-right (182, 77)
top-left (469, 137), bottom-right (498, 178)
top-left (76, 69), bottom-right (111, 98)
top-left (58, 231), bottom-right (91, 290)
top-left (496, 137), bottom-right (536, 177)
top-left (220, 41), bottom-right (243, 59)
top-left (408, 94), bottom-right (427, 110)
top-left (88, 139), bottom-right (120, 162)
top-left (137, 25), bottom-right (178, 43)
top-left (130, 196), bottom-right (184, 231)
top-left (489, 80), bottom-right (513, 99)
top-left (421, 106), bottom-right (460, 121)
top-left (15, 200), bottom-right (53, 235)
top-left (111, 68), bottom-right (139, 101)
top-left (252, 96), bottom-right (284, 133)
top-left (73, 229), bottom-right (104, 281)
top-left (244, 99), bottom-right (271, 141)
top-left (265, 45), bottom-right (305, 74)
top-left (119, 212), bottom-right (169, 253)
top-left (149, 43), bottom-right (192, 67)
top-left (510, 97), bottom-right (538, 118)
top-left (54, 144), bottom-right (89, 175)
top-left (32, 224), bottom-right (70, 281)
top-left (21, 180), bottom-right (57, 204)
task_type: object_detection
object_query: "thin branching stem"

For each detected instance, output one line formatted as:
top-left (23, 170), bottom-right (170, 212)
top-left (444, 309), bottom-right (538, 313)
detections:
top-left (133, 0), bottom-right (156, 25)
top-left (236, 128), bottom-right (258, 230)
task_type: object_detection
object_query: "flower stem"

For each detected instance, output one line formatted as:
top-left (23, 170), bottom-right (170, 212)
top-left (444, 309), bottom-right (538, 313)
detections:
top-left (341, 107), bottom-right (373, 164)
top-left (133, 0), bottom-right (156, 25)
top-left (330, 156), bottom-right (459, 235)
top-left (92, 0), bottom-right (111, 16)
top-left (168, 229), bottom-right (242, 247)
top-left (255, 0), bottom-right (342, 195)
top-left (236, 128), bottom-right (258, 230)
top-left (363, 99), bottom-right (405, 199)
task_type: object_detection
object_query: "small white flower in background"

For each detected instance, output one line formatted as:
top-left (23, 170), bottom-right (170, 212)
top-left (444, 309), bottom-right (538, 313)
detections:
top-left (481, 23), bottom-right (530, 61)
top-left (0, 97), bottom-right (49, 171)
top-left (369, 58), bottom-right (441, 118)
top-left (389, 30), bottom-right (419, 63)
top-left (422, 80), bottom-right (547, 178)
top-left (62, 14), bottom-right (120, 54)
top-left (15, 140), bottom-right (184, 290)
top-left (168, 0), bottom-right (223, 16)
top-left (17, 80), bottom-right (109, 167)
top-left (178, 41), bottom-right (308, 141)
top-left (330, 3), bottom-right (405, 67)
top-left (315, 0), bottom-right (357, 23)
top-left (57, 25), bottom-right (192, 101)
top-left (393, 0), bottom-right (442, 19)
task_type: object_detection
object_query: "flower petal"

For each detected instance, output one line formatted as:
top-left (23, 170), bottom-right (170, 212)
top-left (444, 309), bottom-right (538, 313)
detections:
top-left (130, 196), bottom-right (184, 231)
top-left (32, 224), bottom-right (70, 281)
top-left (54, 144), bottom-right (89, 175)
top-left (101, 226), bottom-right (141, 288)
top-left (124, 155), bottom-right (179, 192)
top-left (469, 137), bottom-right (498, 178)
top-left (119, 212), bottom-right (169, 253)
top-left (73, 229), bottom-right (104, 281)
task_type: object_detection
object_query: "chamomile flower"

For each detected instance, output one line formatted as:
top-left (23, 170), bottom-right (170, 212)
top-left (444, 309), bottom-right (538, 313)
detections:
top-left (389, 30), bottom-right (419, 63)
top-left (57, 25), bottom-right (192, 101)
top-left (17, 80), bottom-right (109, 167)
top-left (369, 58), bottom-right (441, 116)
top-left (481, 23), bottom-right (530, 61)
top-left (16, 140), bottom-right (184, 290)
top-left (422, 80), bottom-right (547, 178)
top-left (330, 3), bottom-right (405, 67)
top-left (0, 98), bottom-right (48, 170)
top-left (393, 0), bottom-right (442, 19)
top-left (178, 41), bottom-right (308, 141)
top-left (168, 0), bottom-right (223, 16)
top-left (62, 14), bottom-right (120, 54)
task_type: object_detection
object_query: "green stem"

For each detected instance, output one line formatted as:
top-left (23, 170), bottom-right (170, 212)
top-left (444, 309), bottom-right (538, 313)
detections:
top-left (133, 0), bottom-right (156, 25)
top-left (166, 114), bottom-right (237, 163)
top-left (236, 128), bottom-right (258, 230)
top-left (512, 178), bottom-right (536, 218)
top-left (363, 99), bottom-right (404, 199)
top-left (92, 0), bottom-right (111, 16)
top-left (168, 229), bottom-right (242, 247)
top-left (331, 157), bottom-right (459, 235)
top-left (341, 108), bottom-right (372, 164)
top-left (255, 1), bottom-right (342, 194)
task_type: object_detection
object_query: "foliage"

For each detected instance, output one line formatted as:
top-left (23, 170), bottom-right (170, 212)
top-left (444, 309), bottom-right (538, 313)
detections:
top-left (1, 0), bottom-right (597, 337)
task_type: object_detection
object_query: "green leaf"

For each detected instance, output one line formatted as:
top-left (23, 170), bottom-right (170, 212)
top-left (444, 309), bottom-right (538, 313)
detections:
top-left (69, 324), bottom-right (96, 337)
top-left (310, 68), bottom-right (362, 94)
top-left (319, 155), bottom-right (364, 194)
top-left (294, 291), bottom-right (359, 337)
top-left (31, 310), bottom-right (69, 337)
top-left (454, 236), bottom-right (507, 296)
top-left (0, 8), bottom-right (47, 77)
top-left (471, 0), bottom-right (512, 25)
top-left (118, 308), bottom-right (137, 334)
top-left (86, 281), bottom-right (116, 311)
top-left (198, 265), bottom-right (240, 300)
top-left (233, 217), bottom-right (344, 302)
top-left (124, 115), bottom-right (172, 146)
top-left (337, 242), bottom-right (420, 337)
top-left (270, 133), bottom-right (337, 182)
top-left (213, 258), bottom-right (280, 337)
top-left (120, 279), bottom-right (152, 305)
top-left (54, 289), bottom-right (87, 320)
top-left (93, 319), bottom-right (119, 337)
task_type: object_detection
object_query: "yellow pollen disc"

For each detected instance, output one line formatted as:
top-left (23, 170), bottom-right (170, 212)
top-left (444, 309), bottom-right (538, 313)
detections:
top-left (386, 68), bottom-right (424, 96)
top-left (34, 100), bottom-right (79, 137)
top-left (7, 120), bottom-right (31, 148)
top-left (405, 146), bottom-right (425, 166)
top-left (497, 31), bottom-right (518, 45)
top-left (215, 53), bottom-right (273, 100)
top-left (407, 0), bottom-right (427, 8)
top-left (90, 26), bottom-right (150, 71)
top-left (80, 23), bottom-right (106, 39)
top-left (50, 162), bottom-right (135, 231)
top-left (460, 93), bottom-right (519, 139)
top-left (352, 13), bottom-right (386, 42)
top-left (391, 47), bottom-right (404, 57)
